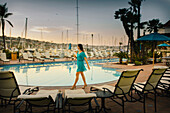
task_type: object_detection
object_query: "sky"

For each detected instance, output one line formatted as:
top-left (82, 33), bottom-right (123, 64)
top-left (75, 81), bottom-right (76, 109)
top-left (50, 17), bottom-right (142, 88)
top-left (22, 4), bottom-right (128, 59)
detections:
top-left (0, 0), bottom-right (170, 46)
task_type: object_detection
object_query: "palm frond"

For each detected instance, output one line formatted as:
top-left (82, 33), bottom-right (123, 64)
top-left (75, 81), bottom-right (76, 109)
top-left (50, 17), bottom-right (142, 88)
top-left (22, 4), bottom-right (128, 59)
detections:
top-left (3, 3), bottom-right (7, 7)
top-left (4, 13), bottom-right (13, 18)
top-left (128, 2), bottom-right (133, 6)
top-left (6, 19), bottom-right (13, 27)
top-left (0, 3), bottom-right (10, 18)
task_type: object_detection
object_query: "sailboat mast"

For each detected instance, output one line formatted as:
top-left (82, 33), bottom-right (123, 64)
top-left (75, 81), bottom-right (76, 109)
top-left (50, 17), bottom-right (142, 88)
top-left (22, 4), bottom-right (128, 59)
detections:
top-left (10, 28), bottom-right (11, 48)
top-left (24, 18), bottom-right (28, 48)
top-left (67, 30), bottom-right (68, 44)
top-left (25, 18), bottom-right (28, 38)
top-left (76, 0), bottom-right (79, 44)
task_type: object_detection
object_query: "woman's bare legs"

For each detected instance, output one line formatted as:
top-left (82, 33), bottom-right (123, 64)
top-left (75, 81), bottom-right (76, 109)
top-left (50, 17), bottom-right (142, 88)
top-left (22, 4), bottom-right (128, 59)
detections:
top-left (80, 72), bottom-right (87, 89)
top-left (71, 72), bottom-right (80, 89)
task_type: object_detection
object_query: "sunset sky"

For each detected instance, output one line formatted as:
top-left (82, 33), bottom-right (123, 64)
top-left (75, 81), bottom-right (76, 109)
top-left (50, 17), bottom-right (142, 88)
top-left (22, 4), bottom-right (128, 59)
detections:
top-left (0, 0), bottom-right (170, 46)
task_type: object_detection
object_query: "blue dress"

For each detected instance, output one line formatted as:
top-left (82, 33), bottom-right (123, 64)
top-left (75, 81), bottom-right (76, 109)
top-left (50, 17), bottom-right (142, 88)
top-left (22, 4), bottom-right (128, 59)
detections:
top-left (77, 51), bottom-right (87, 72)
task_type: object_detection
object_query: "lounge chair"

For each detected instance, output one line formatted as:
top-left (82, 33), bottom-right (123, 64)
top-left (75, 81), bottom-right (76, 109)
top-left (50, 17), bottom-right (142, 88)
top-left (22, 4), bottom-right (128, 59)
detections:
top-left (85, 52), bottom-right (89, 58)
top-left (133, 66), bottom-right (168, 113)
top-left (0, 53), bottom-right (10, 62)
top-left (22, 53), bottom-right (33, 61)
top-left (103, 50), bottom-right (109, 57)
top-left (51, 52), bottom-right (57, 57)
top-left (157, 68), bottom-right (170, 96)
top-left (44, 52), bottom-right (54, 60)
top-left (162, 57), bottom-right (170, 66)
top-left (40, 53), bottom-right (45, 57)
top-left (18, 90), bottom-right (59, 113)
top-left (93, 50), bottom-right (100, 58)
top-left (110, 51), bottom-right (114, 57)
top-left (59, 50), bottom-right (65, 58)
top-left (65, 51), bottom-right (72, 58)
top-left (64, 89), bottom-right (96, 113)
top-left (27, 51), bottom-right (33, 58)
top-left (90, 69), bottom-right (143, 113)
top-left (89, 51), bottom-right (95, 58)
top-left (98, 51), bottom-right (104, 58)
top-left (0, 71), bottom-right (39, 113)
top-left (35, 52), bottom-right (45, 61)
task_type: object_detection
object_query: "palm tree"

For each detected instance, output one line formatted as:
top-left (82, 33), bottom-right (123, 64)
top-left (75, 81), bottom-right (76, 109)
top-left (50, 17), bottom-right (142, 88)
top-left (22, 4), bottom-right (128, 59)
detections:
top-left (114, 8), bottom-right (131, 38)
top-left (115, 8), bottom-right (138, 62)
top-left (114, 52), bottom-right (127, 64)
top-left (126, 11), bottom-right (138, 61)
top-left (135, 21), bottom-right (147, 36)
top-left (0, 3), bottom-right (13, 51)
top-left (128, 0), bottom-right (145, 38)
top-left (146, 19), bottom-right (163, 33)
top-left (146, 19), bottom-right (163, 63)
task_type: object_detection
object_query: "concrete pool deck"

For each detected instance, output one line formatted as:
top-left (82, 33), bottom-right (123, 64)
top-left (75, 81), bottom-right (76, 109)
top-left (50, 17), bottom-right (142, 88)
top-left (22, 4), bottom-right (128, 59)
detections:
top-left (0, 62), bottom-right (169, 113)
top-left (0, 57), bottom-right (116, 65)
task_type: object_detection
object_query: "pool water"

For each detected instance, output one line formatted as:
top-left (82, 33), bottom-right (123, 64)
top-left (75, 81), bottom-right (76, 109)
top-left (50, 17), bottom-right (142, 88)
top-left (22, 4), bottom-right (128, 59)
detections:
top-left (0, 58), bottom-right (123, 86)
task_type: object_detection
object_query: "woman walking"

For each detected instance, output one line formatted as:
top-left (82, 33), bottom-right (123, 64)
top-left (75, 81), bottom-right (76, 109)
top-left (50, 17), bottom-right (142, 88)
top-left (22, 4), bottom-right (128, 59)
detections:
top-left (71, 44), bottom-right (90, 89)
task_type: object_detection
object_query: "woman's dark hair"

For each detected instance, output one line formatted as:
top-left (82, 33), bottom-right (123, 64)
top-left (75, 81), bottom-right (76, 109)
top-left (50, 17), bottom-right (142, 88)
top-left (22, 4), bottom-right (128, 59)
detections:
top-left (78, 44), bottom-right (84, 52)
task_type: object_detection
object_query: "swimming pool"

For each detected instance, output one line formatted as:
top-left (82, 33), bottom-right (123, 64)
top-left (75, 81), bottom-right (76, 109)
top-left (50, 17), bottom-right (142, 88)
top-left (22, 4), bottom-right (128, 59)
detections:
top-left (0, 58), bottom-right (123, 86)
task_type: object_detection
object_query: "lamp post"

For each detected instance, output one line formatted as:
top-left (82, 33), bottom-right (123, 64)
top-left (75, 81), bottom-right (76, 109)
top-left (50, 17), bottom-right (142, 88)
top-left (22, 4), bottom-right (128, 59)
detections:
top-left (91, 34), bottom-right (93, 50)
top-left (86, 34), bottom-right (88, 51)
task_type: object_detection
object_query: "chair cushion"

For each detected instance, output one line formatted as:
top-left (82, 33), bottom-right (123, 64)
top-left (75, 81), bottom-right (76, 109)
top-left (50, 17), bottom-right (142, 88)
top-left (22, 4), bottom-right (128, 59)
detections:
top-left (91, 85), bottom-right (115, 93)
top-left (65, 89), bottom-right (96, 99)
top-left (160, 80), bottom-right (170, 84)
top-left (3, 59), bottom-right (10, 62)
top-left (18, 90), bottom-right (58, 102)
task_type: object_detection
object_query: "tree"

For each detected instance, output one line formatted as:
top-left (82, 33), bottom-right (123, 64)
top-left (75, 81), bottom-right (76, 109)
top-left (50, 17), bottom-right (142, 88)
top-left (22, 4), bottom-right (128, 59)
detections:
top-left (146, 19), bottom-right (163, 33)
top-left (115, 8), bottom-right (138, 62)
top-left (0, 3), bottom-right (13, 51)
top-left (146, 19), bottom-right (163, 63)
top-left (135, 21), bottom-right (147, 36)
top-left (128, 0), bottom-right (145, 38)
top-left (114, 52), bottom-right (128, 64)
top-left (115, 8), bottom-right (131, 38)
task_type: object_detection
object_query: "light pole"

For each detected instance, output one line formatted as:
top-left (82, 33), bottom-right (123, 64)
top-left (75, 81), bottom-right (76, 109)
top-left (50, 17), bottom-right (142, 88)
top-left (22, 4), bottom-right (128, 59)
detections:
top-left (86, 34), bottom-right (88, 51)
top-left (91, 34), bottom-right (93, 50)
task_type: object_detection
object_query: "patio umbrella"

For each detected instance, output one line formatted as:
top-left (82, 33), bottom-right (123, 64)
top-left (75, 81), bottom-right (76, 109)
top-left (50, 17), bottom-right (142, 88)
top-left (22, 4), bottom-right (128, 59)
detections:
top-left (137, 32), bottom-right (170, 66)
top-left (137, 32), bottom-right (170, 41)
top-left (68, 43), bottom-right (72, 50)
top-left (158, 43), bottom-right (170, 47)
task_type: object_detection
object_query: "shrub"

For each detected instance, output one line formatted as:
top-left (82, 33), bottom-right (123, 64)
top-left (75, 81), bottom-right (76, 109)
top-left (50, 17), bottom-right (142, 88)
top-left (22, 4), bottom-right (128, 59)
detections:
top-left (3, 50), bottom-right (11, 59)
top-left (133, 55), bottom-right (148, 65)
top-left (114, 52), bottom-right (128, 64)
top-left (135, 61), bottom-right (142, 66)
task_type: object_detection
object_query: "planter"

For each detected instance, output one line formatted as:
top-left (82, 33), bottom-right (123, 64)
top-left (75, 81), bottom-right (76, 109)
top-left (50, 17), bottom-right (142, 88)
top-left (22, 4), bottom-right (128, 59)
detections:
top-left (11, 52), bottom-right (17, 60)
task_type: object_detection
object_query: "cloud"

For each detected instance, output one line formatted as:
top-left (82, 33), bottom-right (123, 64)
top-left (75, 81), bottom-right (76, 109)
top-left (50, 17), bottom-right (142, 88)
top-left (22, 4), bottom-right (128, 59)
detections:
top-left (79, 31), bottom-right (96, 35)
top-left (30, 26), bottom-right (73, 33)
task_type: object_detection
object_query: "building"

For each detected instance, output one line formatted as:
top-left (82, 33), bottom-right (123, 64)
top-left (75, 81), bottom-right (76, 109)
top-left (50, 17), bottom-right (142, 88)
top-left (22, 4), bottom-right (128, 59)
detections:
top-left (159, 20), bottom-right (170, 37)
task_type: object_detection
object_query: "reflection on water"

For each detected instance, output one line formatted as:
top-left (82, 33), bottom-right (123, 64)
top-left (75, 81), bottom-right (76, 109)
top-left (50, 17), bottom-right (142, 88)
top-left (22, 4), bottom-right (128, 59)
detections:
top-left (0, 58), bottom-right (121, 86)
top-left (45, 66), bottom-right (50, 71)
top-left (22, 67), bottom-right (28, 73)
top-left (36, 67), bottom-right (41, 73)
